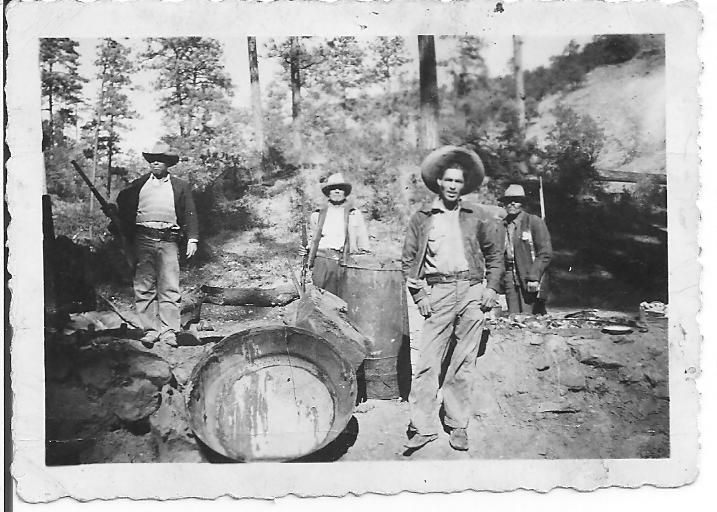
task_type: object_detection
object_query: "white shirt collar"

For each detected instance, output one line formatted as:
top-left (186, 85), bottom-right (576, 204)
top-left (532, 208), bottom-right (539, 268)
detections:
top-left (431, 197), bottom-right (461, 213)
top-left (149, 172), bottom-right (171, 183)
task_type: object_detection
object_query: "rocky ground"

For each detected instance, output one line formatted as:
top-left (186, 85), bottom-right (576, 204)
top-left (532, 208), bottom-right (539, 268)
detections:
top-left (45, 283), bottom-right (668, 464)
top-left (44, 178), bottom-right (669, 464)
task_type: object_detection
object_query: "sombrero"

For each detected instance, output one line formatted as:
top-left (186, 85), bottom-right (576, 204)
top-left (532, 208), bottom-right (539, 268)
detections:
top-left (142, 142), bottom-right (180, 167)
top-left (321, 173), bottom-right (352, 197)
top-left (420, 146), bottom-right (485, 195)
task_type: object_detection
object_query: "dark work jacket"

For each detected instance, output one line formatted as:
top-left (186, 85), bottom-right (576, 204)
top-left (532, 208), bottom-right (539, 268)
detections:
top-left (504, 211), bottom-right (552, 297)
top-left (116, 173), bottom-right (199, 242)
top-left (402, 200), bottom-right (505, 303)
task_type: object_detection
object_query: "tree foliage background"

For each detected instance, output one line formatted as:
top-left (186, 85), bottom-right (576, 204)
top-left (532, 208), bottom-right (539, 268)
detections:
top-left (41, 33), bottom-right (666, 281)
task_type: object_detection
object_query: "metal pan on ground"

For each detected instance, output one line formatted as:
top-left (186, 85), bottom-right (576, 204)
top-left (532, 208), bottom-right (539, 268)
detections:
top-left (185, 325), bottom-right (357, 462)
top-left (602, 324), bottom-right (634, 335)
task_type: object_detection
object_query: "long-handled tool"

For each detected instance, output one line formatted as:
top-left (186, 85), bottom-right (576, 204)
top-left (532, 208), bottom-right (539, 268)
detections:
top-left (71, 160), bottom-right (134, 269)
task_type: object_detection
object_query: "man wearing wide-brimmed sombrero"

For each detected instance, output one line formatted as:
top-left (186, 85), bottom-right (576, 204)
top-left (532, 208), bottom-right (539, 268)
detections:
top-left (301, 172), bottom-right (370, 295)
top-left (401, 146), bottom-right (504, 453)
top-left (116, 143), bottom-right (199, 348)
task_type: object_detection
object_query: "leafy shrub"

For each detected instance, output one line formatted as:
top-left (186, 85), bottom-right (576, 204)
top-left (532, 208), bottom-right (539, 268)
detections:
top-left (544, 105), bottom-right (605, 197)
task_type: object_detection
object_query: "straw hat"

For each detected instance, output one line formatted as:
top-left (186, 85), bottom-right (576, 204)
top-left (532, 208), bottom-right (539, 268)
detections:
top-left (321, 173), bottom-right (352, 197)
top-left (142, 142), bottom-right (179, 167)
top-left (420, 146), bottom-right (485, 195)
top-left (500, 184), bottom-right (527, 203)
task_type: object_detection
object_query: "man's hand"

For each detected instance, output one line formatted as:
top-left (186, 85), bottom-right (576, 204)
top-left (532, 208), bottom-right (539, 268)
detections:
top-left (416, 296), bottom-right (432, 318)
top-left (186, 240), bottom-right (198, 258)
top-left (479, 287), bottom-right (497, 312)
top-left (101, 203), bottom-right (119, 217)
top-left (298, 244), bottom-right (309, 257)
top-left (526, 281), bottom-right (540, 293)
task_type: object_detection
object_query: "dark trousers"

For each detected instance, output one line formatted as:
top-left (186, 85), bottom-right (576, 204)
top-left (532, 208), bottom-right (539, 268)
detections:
top-left (503, 268), bottom-right (547, 316)
top-left (312, 254), bottom-right (342, 296)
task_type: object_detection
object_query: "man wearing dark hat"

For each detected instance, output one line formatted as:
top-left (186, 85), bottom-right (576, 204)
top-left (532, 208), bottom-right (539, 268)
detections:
top-left (499, 184), bottom-right (552, 316)
top-left (116, 143), bottom-right (199, 348)
top-left (301, 172), bottom-right (370, 295)
top-left (402, 146), bottom-right (504, 452)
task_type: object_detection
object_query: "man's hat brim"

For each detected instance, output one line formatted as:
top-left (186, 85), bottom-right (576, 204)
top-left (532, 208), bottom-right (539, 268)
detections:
top-left (420, 146), bottom-right (485, 195)
top-left (500, 195), bottom-right (527, 203)
top-left (142, 152), bottom-right (179, 167)
top-left (321, 183), bottom-right (352, 197)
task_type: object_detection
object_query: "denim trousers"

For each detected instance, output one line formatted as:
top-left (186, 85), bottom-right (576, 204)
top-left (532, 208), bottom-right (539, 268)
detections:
top-left (409, 280), bottom-right (485, 434)
top-left (133, 232), bottom-right (181, 337)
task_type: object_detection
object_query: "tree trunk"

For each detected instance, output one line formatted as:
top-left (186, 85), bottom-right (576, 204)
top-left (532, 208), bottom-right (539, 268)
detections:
top-left (248, 36), bottom-right (264, 176)
top-left (289, 36), bottom-right (303, 156)
top-left (47, 62), bottom-right (54, 148)
top-left (90, 69), bottom-right (107, 220)
top-left (513, 35), bottom-right (529, 175)
top-left (106, 116), bottom-right (114, 197)
top-left (201, 284), bottom-right (299, 307)
top-left (418, 35), bottom-right (439, 152)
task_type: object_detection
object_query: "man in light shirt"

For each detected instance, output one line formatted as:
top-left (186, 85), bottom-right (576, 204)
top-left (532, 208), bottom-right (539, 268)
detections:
top-left (116, 143), bottom-right (199, 348)
top-left (401, 146), bottom-right (504, 452)
top-left (303, 173), bottom-right (370, 295)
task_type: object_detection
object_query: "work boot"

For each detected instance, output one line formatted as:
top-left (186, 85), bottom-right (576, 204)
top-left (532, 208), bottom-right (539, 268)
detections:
top-left (449, 428), bottom-right (469, 451)
top-left (139, 332), bottom-right (159, 349)
top-left (159, 331), bottom-right (178, 347)
top-left (403, 433), bottom-right (438, 451)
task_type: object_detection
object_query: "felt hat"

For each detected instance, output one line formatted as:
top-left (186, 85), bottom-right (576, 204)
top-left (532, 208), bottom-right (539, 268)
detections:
top-left (321, 173), bottom-right (352, 197)
top-left (142, 142), bottom-right (179, 167)
top-left (500, 184), bottom-right (527, 203)
top-left (420, 145), bottom-right (485, 195)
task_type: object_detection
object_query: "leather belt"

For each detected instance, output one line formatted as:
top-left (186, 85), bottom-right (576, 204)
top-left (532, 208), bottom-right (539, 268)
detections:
top-left (136, 225), bottom-right (182, 242)
top-left (425, 270), bottom-right (473, 285)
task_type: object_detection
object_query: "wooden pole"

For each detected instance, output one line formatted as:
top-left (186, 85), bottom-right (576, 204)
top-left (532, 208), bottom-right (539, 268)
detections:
top-left (513, 35), bottom-right (529, 175)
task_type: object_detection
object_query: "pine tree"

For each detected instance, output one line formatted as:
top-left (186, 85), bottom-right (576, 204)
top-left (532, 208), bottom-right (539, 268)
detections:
top-left (142, 37), bottom-right (249, 187)
top-left (143, 37), bottom-right (234, 138)
top-left (40, 38), bottom-right (87, 148)
top-left (82, 38), bottom-right (136, 200)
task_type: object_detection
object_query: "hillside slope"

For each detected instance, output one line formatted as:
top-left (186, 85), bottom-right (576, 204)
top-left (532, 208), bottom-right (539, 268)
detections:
top-left (528, 55), bottom-right (665, 177)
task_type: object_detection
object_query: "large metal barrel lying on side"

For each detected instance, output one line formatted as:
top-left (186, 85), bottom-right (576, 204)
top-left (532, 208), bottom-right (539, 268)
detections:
top-left (185, 325), bottom-right (358, 462)
top-left (338, 254), bottom-right (410, 400)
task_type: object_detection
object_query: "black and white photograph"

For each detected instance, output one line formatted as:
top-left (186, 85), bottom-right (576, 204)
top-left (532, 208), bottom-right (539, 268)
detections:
top-left (6, 0), bottom-right (701, 502)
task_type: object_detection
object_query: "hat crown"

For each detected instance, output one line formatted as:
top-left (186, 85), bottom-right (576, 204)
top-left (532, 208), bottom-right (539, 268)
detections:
top-left (503, 184), bottom-right (526, 198)
top-left (325, 173), bottom-right (348, 187)
top-left (147, 142), bottom-right (174, 155)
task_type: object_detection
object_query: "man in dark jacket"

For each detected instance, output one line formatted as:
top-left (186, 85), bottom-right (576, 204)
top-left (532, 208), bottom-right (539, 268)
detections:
top-left (500, 184), bottom-right (552, 316)
top-left (116, 143), bottom-right (199, 348)
top-left (402, 146), bottom-right (504, 453)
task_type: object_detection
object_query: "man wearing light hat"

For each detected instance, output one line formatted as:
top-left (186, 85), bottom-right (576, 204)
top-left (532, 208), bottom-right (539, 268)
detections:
top-left (499, 183), bottom-right (552, 316)
top-left (303, 172), bottom-right (370, 295)
top-left (116, 143), bottom-right (199, 348)
top-left (401, 146), bottom-right (504, 452)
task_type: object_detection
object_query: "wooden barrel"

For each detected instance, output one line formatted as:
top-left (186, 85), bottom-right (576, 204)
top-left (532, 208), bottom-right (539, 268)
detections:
top-left (338, 254), bottom-right (410, 400)
top-left (185, 325), bottom-right (357, 462)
